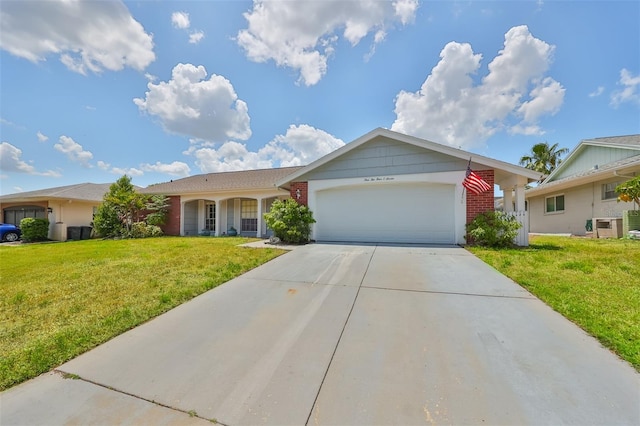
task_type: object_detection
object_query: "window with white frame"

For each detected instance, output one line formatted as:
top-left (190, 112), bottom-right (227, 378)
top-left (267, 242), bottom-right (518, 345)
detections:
top-left (241, 199), bottom-right (257, 232)
top-left (205, 202), bottom-right (215, 231)
top-left (602, 181), bottom-right (621, 200)
top-left (545, 194), bottom-right (565, 213)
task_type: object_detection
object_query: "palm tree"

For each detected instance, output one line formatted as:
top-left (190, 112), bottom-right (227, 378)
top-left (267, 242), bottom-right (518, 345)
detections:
top-left (519, 142), bottom-right (569, 180)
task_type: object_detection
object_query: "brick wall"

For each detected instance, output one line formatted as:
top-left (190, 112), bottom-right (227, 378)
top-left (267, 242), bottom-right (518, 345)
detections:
top-left (161, 195), bottom-right (181, 236)
top-left (290, 182), bottom-right (308, 206)
top-left (466, 169), bottom-right (495, 223)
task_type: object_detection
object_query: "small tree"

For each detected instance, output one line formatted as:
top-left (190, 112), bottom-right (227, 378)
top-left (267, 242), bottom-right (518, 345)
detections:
top-left (93, 200), bottom-right (123, 238)
top-left (19, 218), bottom-right (49, 242)
top-left (93, 175), bottom-right (165, 238)
top-left (263, 198), bottom-right (316, 244)
top-left (144, 194), bottom-right (170, 226)
top-left (616, 176), bottom-right (640, 206)
top-left (466, 211), bottom-right (521, 247)
top-left (104, 175), bottom-right (146, 234)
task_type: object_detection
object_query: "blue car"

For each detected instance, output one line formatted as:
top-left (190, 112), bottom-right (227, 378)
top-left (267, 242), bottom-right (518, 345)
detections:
top-left (0, 223), bottom-right (21, 242)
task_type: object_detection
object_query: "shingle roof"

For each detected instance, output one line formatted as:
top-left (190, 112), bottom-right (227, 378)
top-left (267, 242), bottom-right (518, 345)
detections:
top-left (583, 134), bottom-right (640, 147)
top-left (0, 183), bottom-right (112, 202)
top-left (527, 154), bottom-right (640, 195)
top-left (141, 166), bottom-right (304, 195)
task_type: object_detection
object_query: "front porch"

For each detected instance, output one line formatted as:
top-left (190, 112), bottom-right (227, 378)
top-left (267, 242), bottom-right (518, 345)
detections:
top-left (181, 196), bottom-right (286, 238)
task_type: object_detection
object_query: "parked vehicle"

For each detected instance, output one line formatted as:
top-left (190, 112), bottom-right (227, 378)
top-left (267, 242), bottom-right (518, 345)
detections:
top-left (0, 223), bottom-right (21, 242)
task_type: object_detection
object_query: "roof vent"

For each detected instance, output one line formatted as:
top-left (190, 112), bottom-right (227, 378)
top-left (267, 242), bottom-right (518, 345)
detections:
top-left (594, 164), bottom-right (598, 170)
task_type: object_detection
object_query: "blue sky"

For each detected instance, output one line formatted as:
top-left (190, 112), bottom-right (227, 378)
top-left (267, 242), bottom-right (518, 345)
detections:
top-left (1, 0), bottom-right (639, 195)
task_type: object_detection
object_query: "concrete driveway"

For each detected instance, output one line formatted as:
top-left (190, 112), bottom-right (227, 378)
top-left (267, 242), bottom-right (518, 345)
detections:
top-left (2, 243), bottom-right (639, 425)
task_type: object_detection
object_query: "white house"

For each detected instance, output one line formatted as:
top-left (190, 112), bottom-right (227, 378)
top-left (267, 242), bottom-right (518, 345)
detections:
top-left (276, 128), bottom-right (542, 245)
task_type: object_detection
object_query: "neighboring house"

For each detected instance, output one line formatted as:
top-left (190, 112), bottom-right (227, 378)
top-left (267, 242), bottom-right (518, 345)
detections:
top-left (140, 167), bottom-right (303, 237)
top-left (526, 135), bottom-right (640, 236)
top-left (276, 128), bottom-right (541, 245)
top-left (0, 183), bottom-right (112, 241)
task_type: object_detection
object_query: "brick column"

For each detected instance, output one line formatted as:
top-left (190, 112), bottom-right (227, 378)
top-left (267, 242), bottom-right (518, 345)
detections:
top-left (290, 182), bottom-right (308, 206)
top-left (466, 170), bottom-right (495, 223)
top-left (160, 196), bottom-right (181, 236)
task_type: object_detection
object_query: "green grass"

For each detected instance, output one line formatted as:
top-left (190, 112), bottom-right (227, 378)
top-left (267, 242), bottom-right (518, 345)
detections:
top-left (0, 237), bottom-right (284, 390)
top-left (468, 235), bottom-right (640, 370)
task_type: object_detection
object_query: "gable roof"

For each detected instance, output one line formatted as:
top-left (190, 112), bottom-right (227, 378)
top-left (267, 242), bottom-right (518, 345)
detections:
top-left (543, 134), bottom-right (640, 182)
top-left (141, 166), bottom-right (304, 195)
top-left (276, 128), bottom-right (543, 188)
top-left (0, 183), bottom-right (112, 203)
top-left (526, 134), bottom-right (640, 197)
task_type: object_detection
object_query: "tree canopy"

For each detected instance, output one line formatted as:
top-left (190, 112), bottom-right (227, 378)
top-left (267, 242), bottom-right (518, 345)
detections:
top-left (519, 142), bottom-right (569, 180)
top-left (616, 176), bottom-right (640, 206)
top-left (93, 175), bottom-right (169, 238)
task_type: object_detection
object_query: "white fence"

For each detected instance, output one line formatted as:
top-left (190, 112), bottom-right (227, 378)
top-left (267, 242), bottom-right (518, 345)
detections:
top-left (507, 210), bottom-right (529, 247)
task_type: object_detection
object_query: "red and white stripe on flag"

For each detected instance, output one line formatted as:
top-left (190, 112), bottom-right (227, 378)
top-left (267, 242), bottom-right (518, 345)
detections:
top-left (463, 168), bottom-right (492, 195)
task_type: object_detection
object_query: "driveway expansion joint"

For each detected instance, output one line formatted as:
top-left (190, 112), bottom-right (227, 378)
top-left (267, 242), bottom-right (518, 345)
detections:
top-left (53, 369), bottom-right (224, 425)
top-left (304, 245), bottom-right (377, 425)
top-left (360, 285), bottom-right (536, 300)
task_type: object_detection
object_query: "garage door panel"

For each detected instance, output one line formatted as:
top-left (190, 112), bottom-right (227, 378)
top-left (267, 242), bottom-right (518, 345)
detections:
top-left (315, 182), bottom-right (455, 244)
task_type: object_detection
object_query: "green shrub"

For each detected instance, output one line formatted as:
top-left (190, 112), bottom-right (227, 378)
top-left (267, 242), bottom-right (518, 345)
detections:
top-left (144, 194), bottom-right (170, 226)
top-left (93, 201), bottom-right (123, 238)
top-left (128, 222), bottom-right (163, 238)
top-left (263, 199), bottom-right (316, 244)
top-left (466, 211), bottom-right (521, 247)
top-left (19, 218), bottom-right (49, 242)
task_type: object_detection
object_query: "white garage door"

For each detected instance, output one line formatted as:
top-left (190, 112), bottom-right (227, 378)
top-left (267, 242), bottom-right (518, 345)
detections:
top-left (314, 182), bottom-right (456, 244)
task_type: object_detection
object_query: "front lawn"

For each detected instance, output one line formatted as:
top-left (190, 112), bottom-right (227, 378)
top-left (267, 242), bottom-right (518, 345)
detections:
top-left (468, 235), bottom-right (639, 370)
top-left (0, 237), bottom-right (284, 390)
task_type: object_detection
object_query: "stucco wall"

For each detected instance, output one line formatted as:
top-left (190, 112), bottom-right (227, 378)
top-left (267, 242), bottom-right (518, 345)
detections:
top-left (529, 177), bottom-right (637, 235)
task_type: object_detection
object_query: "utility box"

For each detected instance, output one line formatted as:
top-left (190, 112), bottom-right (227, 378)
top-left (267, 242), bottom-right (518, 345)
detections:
top-left (622, 210), bottom-right (640, 235)
top-left (594, 217), bottom-right (623, 239)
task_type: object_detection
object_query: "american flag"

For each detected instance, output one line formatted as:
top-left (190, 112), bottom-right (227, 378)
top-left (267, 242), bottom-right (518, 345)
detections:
top-left (463, 162), bottom-right (492, 195)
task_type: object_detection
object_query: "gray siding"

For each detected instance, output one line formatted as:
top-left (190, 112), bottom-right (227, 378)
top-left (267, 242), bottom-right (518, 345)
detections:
top-left (553, 146), bottom-right (640, 181)
top-left (299, 136), bottom-right (468, 181)
top-left (183, 200), bottom-right (198, 236)
top-left (226, 200), bottom-right (235, 231)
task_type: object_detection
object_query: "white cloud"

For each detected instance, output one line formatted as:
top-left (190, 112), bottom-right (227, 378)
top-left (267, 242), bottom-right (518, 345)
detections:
top-left (190, 142), bottom-right (271, 173)
top-left (611, 68), bottom-right (640, 106)
top-left (171, 11), bottom-right (204, 44)
top-left (171, 11), bottom-right (190, 29)
top-left (97, 160), bottom-right (110, 170)
top-left (111, 167), bottom-right (144, 177)
top-left (0, 0), bottom-right (155, 75)
top-left (517, 77), bottom-right (564, 123)
top-left (134, 63), bottom-right (251, 142)
top-left (54, 135), bottom-right (93, 167)
top-left (259, 124), bottom-right (345, 167)
top-left (36, 131), bottom-right (48, 142)
top-left (140, 161), bottom-right (191, 177)
top-left (391, 25), bottom-right (564, 148)
top-left (187, 124), bottom-right (344, 173)
top-left (189, 31), bottom-right (205, 44)
top-left (144, 72), bottom-right (158, 82)
top-left (237, 0), bottom-right (418, 86)
top-left (0, 142), bottom-right (61, 177)
top-left (589, 86), bottom-right (605, 98)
